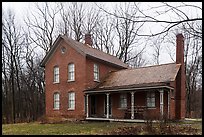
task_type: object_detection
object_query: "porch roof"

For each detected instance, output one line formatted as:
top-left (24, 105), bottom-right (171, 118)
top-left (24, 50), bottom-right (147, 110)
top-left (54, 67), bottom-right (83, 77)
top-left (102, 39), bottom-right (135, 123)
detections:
top-left (85, 63), bottom-right (180, 93)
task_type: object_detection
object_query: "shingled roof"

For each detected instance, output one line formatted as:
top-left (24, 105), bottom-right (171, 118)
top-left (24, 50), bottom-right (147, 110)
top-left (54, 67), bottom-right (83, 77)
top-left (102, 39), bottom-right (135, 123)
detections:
top-left (40, 35), bottom-right (128, 68)
top-left (86, 63), bottom-right (181, 92)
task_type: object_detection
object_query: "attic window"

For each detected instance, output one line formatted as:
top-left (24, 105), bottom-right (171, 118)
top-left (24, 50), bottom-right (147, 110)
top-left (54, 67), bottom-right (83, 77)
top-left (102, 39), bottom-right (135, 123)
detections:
top-left (61, 46), bottom-right (66, 54)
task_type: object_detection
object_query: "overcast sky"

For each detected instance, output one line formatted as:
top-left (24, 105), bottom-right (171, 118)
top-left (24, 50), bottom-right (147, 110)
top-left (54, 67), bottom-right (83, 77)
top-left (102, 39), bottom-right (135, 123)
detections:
top-left (2, 2), bottom-right (202, 66)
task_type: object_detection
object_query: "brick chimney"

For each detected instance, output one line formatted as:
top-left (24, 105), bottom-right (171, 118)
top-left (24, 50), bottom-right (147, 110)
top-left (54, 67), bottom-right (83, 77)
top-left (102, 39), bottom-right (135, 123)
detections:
top-left (175, 33), bottom-right (186, 120)
top-left (84, 34), bottom-right (92, 46)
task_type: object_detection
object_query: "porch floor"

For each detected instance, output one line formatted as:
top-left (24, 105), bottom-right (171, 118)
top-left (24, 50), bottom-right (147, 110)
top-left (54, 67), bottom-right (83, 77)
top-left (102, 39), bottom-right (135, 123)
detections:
top-left (85, 117), bottom-right (146, 123)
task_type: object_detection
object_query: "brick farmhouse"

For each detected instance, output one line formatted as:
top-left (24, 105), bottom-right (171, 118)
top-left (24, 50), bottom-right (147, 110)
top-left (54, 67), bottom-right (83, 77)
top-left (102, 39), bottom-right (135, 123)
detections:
top-left (40, 33), bottom-right (186, 121)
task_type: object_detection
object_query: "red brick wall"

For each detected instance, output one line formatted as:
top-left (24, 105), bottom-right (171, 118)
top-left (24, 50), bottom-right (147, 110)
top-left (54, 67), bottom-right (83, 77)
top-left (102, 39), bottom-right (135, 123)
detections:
top-left (45, 39), bottom-right (124, 119)
top-left (45, 40), bottom-right (87, 119)
top-left (85, 58), bottom-right (121, 90)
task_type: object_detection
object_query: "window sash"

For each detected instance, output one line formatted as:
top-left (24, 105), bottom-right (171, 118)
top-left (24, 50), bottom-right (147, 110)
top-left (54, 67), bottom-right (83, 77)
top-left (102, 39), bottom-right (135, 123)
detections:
top-left (147, 92), bottom-right (155, 107)
top-left (120, 94), bottom-right (127, 108)
top-left (54, 93), bottom-right (60, 109)
top-left (68, 64), bottom-right (75, 81)
top-left (68, 92), bottom-right (75, 109)
top-left (54, 67), bottom-right (59, 83)
top-left (94, 64), bottom-right (99, 81)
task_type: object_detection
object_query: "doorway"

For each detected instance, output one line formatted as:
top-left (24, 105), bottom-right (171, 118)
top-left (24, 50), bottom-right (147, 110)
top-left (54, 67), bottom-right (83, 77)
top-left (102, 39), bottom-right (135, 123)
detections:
top-left (90, 95), bottom-right (96, 115)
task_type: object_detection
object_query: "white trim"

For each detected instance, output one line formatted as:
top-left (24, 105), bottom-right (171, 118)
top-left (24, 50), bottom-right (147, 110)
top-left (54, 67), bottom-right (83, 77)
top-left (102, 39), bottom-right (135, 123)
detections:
top-left (106, 93), bottom-right (109, 118)
top-left (104, 93), bottom-right (112, 117)
top-left (86, 94), bottom-right (89, 118)
top-left (168, 90), bottom-right (170, 119)
top-left (84, 85), bottom-right (174, 93)
top-left (159, 89), bottom-right (164, 117)
top-left (147, 107), bottom-right (156, 109)
top-left (131, 92), bottom-right (135, 119)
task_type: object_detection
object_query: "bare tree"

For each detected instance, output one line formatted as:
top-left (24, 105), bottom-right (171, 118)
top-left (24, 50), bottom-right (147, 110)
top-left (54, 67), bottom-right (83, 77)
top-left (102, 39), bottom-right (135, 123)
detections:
top-left (2, 8), bottom-right (46, 124)
top-left (127, 50), bottom-right (147, 68)
top-left (113, 3), bottom-right (145, 63)
top-left (24, 2), bottom-right (61, 53)
top-left (149, 35), bottom-right (165, 65)
top-left (92, 15), bottom-right (115, 54)
top-left (2, 9), bottom-right (25, 123)
top-left (97, 2), bottom-right (201, 38)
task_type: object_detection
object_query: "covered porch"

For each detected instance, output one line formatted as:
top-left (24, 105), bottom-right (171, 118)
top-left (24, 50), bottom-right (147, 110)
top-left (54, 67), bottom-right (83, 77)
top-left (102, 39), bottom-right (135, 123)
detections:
top-left (84, 85), bottom-right (174, 121)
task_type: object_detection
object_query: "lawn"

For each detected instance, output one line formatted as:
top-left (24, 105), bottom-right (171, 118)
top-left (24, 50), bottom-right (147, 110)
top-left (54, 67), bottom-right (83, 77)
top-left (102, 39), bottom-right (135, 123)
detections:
top-left (2, 120), bottom-right (202, 135)
top-left (2, 121), bottom-right (137, 135)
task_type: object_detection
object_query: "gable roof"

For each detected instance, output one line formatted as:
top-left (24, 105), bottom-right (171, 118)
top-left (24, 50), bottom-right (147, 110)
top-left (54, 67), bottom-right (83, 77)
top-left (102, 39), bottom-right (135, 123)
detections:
top-left (40, 35), bottom-right (128, 68)
top-left (86, 63), bottom-right (181, 92)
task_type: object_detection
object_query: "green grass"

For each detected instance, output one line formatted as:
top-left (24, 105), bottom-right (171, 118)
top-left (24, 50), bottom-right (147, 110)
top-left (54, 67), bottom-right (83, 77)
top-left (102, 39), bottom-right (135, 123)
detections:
top-left (2, 121), bottom-right (202, 135)
top-left (2, 121), bottom-right (137, 135)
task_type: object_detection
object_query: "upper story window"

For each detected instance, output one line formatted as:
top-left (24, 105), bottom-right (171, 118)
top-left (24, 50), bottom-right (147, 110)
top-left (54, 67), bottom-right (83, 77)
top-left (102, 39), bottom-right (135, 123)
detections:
top-left (94, 64), bottom-right (99, 81)
top-left (120, 93), bottom-right (127, 108)
top-left (68, 92), bottom-right (75, 110)
top-left (53, 66), bottom-right (59, 83)
top-left (68, 63), bottom-right (75, 81)
top-left (53, 92), bottom-right (60, 110)
top-left (147, 91), bottom-right (155, 108)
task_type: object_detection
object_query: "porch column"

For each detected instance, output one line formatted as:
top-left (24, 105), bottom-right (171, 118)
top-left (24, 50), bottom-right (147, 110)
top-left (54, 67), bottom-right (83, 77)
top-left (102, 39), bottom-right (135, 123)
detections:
top-left (131, 92), bottom-right (135, 119)
top-left (168, 90), bottom-right (170, 119)
top-left (86, 94), bottom-right (89, 118)
top-left (106, 93), bottom-right (110, 119)
top-left (159, 89), bottom-right (164, 118)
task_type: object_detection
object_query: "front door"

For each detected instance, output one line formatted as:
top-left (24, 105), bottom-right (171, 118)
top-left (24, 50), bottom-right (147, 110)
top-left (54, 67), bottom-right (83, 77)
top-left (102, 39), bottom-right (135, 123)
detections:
top-left (90, 95), bottom-right (96, 115)
top-left (104, 94), bottom-right (112, 116)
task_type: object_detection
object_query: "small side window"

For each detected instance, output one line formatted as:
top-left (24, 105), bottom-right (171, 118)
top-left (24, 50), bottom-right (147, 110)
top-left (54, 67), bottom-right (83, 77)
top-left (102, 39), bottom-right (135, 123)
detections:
top-left (94, 64), bottom-right (99, 81)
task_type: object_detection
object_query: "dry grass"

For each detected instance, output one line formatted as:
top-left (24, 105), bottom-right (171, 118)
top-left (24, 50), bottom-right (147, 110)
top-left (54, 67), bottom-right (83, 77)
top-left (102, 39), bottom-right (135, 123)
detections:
top-left (2, 120), bottom-right (202, 135)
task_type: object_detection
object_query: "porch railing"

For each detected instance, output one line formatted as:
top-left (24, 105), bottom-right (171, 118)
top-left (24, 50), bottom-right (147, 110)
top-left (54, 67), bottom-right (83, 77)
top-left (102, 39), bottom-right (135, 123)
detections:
top-left (124, 106), bottom-right (147, 119)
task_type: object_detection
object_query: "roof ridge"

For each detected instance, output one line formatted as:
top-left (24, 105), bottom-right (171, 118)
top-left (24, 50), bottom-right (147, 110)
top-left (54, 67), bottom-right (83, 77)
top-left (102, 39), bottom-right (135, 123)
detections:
top-left (68, 36), bottom-right (123, 62)
top-left (62, 35), bottom-right (128, 68)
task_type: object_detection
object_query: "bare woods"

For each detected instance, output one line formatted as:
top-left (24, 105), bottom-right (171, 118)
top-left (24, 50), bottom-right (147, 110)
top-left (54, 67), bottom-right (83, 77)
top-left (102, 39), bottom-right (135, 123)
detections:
top-left (2, 2), bottom-right (202, 123)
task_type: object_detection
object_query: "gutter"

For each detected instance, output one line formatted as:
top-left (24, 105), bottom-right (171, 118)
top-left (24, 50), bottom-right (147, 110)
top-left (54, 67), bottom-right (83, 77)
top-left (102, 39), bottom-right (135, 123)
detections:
top-left (84, 85), bottom-right (174, 93)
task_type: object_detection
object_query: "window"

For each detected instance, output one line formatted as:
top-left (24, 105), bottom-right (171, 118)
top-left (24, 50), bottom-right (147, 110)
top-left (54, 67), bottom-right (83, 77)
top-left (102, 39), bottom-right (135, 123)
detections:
top-left (68, 92), bottom-right (75, 110)
top-left (147, 91), bottom-right (155, 108)
top-left (61, 46), bottom-right (66, 54)
top-left (120, 93), bottom-right (127, 108)
top-left (53, 66), bottom-right (59, 83)
top-left (68, 63), bottom-right (75, 81)
top-left (94, 64), bottom-right (99, 81)
top-left (53, 92), bottom-right (60, 110)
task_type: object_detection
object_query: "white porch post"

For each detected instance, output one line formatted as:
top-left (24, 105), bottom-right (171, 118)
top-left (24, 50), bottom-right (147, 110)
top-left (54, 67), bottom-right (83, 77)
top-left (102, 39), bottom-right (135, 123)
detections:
top-left (86, 94), bottom-right (89, 118)
top-left (131, 92), bottom-right (135, 119)
top-left (168, 90), bottom-right (170, 119)
top-left (106, 93), bottom-right (110, 119)
top-left (159, 89), bottom-right (164, 118)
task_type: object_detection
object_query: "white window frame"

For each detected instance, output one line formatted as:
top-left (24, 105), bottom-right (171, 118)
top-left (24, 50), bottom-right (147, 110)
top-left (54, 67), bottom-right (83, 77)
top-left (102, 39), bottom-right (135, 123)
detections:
top-left (120, 93), bottom-right (127, 109)
top-left (147, 91), bottom-right (156, 108)
top-left (53, 92), bottom-right (60, 110)
top-left (53, 66), bottom-right (59, 83)
top-left (68, 63), bottom-right (75, 82)
top-left (68, 92), bottom-right (75, 110)
top-left (94, 64), bottom-right (99, 81)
